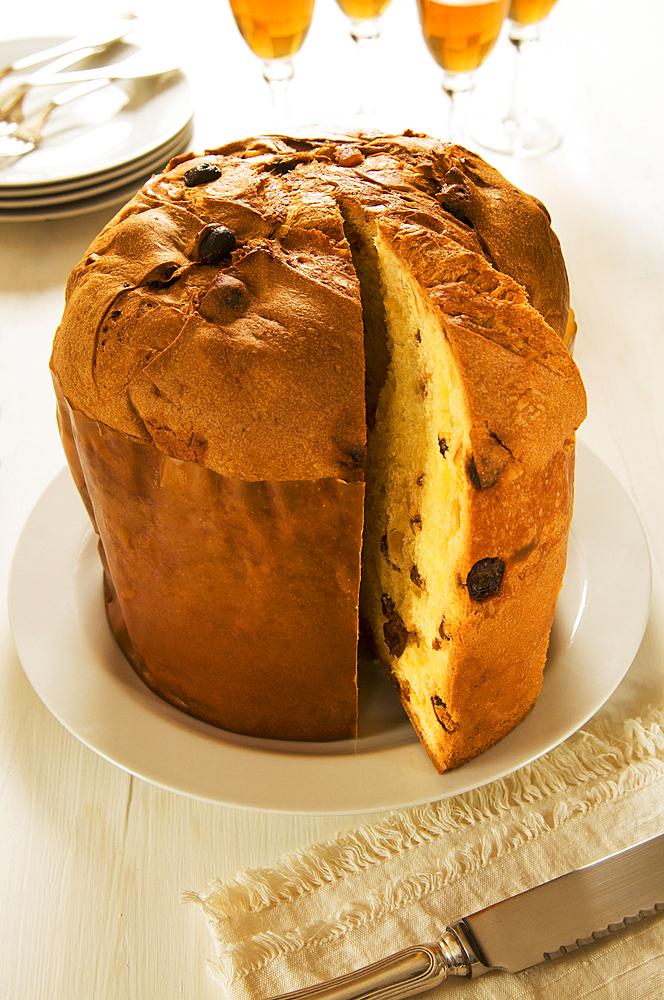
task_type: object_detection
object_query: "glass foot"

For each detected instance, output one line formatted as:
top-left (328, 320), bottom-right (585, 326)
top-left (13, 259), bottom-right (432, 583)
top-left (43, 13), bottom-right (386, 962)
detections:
top-left (471, 112), bottom-right (562, 158)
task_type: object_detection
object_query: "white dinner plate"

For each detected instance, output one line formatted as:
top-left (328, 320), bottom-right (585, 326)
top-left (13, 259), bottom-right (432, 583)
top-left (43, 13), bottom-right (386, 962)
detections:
top-left (0, 35), bottom-right (192, 188)
top-left (0, 120), bottom-right (193, 202)
top-left (0, 121), bottom-right (193, 214)
top-left (0, 170), bottom-right (167, 222)
top-left (8, 442), bottom-right (651, 815)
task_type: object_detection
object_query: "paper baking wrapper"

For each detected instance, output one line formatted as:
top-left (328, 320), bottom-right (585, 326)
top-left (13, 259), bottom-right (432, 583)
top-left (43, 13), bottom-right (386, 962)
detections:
top-left (54, 381), bottom-right (364, 741)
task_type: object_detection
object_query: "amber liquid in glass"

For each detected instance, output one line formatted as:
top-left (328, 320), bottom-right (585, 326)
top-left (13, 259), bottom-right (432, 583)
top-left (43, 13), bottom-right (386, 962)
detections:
top-left (335, 0), bottom-right (392, 18)
top-left (228, 0), bottom-right (315, 60)
top-left (417, 0), bottom-right (507, 74)
top-left (508, 0), bottom-right (558, 26)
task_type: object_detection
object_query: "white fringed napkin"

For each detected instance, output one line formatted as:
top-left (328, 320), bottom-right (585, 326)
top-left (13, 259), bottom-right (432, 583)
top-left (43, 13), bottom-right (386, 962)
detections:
top-left (186, 707), bottom-right (664, 1000)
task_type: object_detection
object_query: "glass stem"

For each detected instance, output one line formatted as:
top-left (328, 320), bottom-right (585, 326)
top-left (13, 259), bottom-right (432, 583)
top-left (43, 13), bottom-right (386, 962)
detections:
top-left (442, 72), bottom-right (474, 145)
top-left (504, 22), bottom-right (541, 127)
top-left (262, 58), bottom-right (294, 129)
top-left (350, 17), bottom-right (381, 118)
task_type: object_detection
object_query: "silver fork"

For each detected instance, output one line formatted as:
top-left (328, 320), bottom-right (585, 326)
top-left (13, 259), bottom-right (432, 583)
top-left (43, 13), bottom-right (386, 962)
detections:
top-left (0, 47), bottom-right (113, 135)
top-left (0, 36), bottom-right (141, 133)
top-left (0, 78), bottom-right (112, 159)
top-left (0, 84), bottom-right (29, 135)
top-left (0, 14), bottom-right (139, 132)
top-left (0, 48), bottom-right (181, 137)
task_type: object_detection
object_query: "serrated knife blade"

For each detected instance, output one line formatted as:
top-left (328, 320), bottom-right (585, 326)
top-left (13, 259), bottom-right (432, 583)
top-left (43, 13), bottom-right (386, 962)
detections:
top-left (267, 832), bottom-right (664, 1000)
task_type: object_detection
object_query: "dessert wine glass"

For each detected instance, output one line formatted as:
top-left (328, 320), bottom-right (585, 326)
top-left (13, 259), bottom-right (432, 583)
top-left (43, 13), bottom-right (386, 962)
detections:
top-left (227, 0), bottom-right (315, 126)
top-left (416, 0), bottom-right (508, 145)
top-left (334, 0), bottom-right (394, 118)
top-left (471, 0), bottom-right (561, 156)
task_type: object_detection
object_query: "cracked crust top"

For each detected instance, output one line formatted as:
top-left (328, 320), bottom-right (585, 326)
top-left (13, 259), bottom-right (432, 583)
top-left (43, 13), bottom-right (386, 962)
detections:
top-left (51, 131), bottom-right (578, 483)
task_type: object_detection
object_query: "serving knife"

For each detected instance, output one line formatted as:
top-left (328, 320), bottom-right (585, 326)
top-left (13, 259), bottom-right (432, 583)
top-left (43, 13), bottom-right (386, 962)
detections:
top-left (269, 832), bottom-right (664, 1000)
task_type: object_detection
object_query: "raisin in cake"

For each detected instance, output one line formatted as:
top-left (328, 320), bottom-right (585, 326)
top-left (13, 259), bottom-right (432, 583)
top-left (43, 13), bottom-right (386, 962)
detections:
top-left (51, 131), bottom-right (586, 770)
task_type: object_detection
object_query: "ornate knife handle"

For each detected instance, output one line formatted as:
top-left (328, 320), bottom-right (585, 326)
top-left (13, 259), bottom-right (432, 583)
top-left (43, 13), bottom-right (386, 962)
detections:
top-left (267, 923), bottom-right (490, 1000)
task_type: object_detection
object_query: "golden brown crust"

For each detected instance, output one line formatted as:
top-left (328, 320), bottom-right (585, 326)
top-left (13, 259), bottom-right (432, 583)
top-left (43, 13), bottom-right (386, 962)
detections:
top-left (53, 197), bottom-right (366, 482)
top-left (55, 382), bottom-right (362, 741)
top-left (50, 131), bottom-right (586, 759)
top-left (52, 132), bottom-right (571, 481)
top-left (430, 145), bottom-right (570, 339)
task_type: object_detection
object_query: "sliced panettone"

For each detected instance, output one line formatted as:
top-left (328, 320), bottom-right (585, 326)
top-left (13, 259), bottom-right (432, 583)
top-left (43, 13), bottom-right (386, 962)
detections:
top-left (358, 211), bottom-right (585, 771)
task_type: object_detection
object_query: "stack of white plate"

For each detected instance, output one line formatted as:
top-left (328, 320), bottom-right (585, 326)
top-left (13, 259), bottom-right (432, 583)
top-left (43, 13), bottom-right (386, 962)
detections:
top-left (0, 36), bottom-right (194, 222)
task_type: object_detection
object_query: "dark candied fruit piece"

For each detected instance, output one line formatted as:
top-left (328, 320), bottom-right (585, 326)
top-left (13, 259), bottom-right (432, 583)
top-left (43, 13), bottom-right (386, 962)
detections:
top-left (432, 614), bottom-right (451, 650)
top-left (198, 224), bottom-right (238, 265)
top-left (438, 436), bottom-right (449, 457)
top-left (410, 565), bottom-right (426, 590)
top-left (466, 558), bottom-right (505, 601)
top-left (383, 619), bottom-right (409, 658)
top-left (381, 592), bottom-right (410, 658)
top-left (199, 274), bottom-right (250, 324)
top-left (184, 162), bottom-right (222, 187)
top-left (431, 696), bottom-right (458, 733)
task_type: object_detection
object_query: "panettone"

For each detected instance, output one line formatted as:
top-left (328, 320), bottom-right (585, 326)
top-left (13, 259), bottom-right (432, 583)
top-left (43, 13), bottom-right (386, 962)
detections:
top-left (51, 131), bottom-right (586, 771)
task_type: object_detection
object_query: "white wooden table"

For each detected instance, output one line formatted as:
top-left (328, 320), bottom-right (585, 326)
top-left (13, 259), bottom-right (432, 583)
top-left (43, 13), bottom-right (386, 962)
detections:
top-left (1, 0), bottom-right (663, 995)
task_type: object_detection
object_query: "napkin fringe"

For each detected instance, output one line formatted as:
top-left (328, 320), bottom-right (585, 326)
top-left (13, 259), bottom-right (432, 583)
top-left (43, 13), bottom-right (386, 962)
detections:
top-left (185, 708), bottom-right (664, 986)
